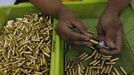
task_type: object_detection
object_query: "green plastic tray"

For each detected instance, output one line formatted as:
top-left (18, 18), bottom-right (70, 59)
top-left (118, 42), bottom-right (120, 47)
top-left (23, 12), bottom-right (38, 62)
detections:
top-left (0, 3), bottom-right (57, 75)
top-left (0, 1), bottom-right (108, 75)
top-left (0, 1), bottom-right (134, 75)
top-left (56, 5), bottom-right (134, 75)
top-left (64, 17), bottom-right (134, 75)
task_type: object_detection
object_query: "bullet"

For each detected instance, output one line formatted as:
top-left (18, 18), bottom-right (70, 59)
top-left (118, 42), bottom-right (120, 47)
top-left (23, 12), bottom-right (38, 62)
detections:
top-left (108, 65), bottom-right (113, 74)
top-left (93, 60), bottom-right (101, 66)
top-left (111, 58), bottom-right (119, 62)
top-left (106, 62), bottom-right (116, 65)
top-left (78, 52), bottom-right (87, 59)
top-left (114, 68), bottom-right (120, 75)
top-left (104, 65), bottom-right (110, 74)
top-left (120, 66), bottom-right (127, 75)
top-left (79, 54), bottom-right (89, 61)
top-left (90, 39), bottom-right (99, 45)
top-left (100, 66), bottom-right (106, 74)
top-left (90, 60), bottom-right (97, 65)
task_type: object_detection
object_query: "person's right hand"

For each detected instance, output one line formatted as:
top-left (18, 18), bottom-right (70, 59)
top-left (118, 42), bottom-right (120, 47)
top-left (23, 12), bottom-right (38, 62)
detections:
top-left (56, 8), bottom-right (93, 47)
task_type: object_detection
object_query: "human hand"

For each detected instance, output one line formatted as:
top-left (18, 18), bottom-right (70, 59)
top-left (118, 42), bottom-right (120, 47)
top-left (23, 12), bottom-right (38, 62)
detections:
top-left (97, 12), bottom-right (123, 55)
top-left (56, 8), bottom-right (93, 47)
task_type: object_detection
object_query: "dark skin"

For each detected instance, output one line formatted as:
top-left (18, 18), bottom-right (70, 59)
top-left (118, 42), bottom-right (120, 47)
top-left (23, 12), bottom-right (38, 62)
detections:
top-left (30, 0), bottom-right (130, 55)
top-left (97, 0), bottom-right (130, 55)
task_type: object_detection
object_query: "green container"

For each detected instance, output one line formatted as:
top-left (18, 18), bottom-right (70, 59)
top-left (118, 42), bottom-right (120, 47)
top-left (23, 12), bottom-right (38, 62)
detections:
top-left (0, 3), bottom-right (57, 75)
top-left (0, 1), bottom-right (108, 75)
top-left (57, 3), bottom-right (134, 75)
top-left (0, 1), bottom-right (134, 75)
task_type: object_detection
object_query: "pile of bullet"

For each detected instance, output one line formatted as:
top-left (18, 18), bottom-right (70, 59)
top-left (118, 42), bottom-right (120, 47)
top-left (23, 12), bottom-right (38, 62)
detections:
top-left (0, 13), bottom-right (52, 75)
top-left (65, 50), bottom-right (128, 75)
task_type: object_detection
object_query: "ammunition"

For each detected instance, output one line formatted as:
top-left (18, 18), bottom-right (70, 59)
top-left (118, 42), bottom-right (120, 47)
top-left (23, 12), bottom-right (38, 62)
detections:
top-left (114, 68), bottom-right (120, 75)
top-left (100, 66), bottom-right (106, 74)
top-left (90, 39), bottom-right (99, 45)
top-left (91, 50), bottom-right (97, 57)
top-left (0, 13), bottom-right (53, 74)
top-left (83, 55), bottom-right (92, 61)
top-left (108, 65), bottom-right (113, 73)
top-left (97, 54), bottom-right (102, 59)
top-left (100, 60), bottom-right (105, 68)
top-left (106, 62), bottom-right (116, 65)
top-left (89, 60), bottom-right (97, 65)
top-left (79, 62), bottom-right (85, 70)
top-left (94, 53), bottom-right (99, 59)
top-left (112, 72), bottom-right (116, 75)
top-left (102, 55), bottom-right (112, 58)
top-left (89, 67), bottom-right (92, 75)
top-left (84, 67), bottom-right (89, 75)
top-left (93, 60), bottom-right (101, 66)
top-left (104, 65), bottom-right (110, 74)
top-left (100, 57), bottom-right (111, 60)
top-left (78, 65), bottom-right (82, 75)
top-left (70, 61), bottom-right (76, 69)
top-left (110, 58), bottom-right (119, 62)
top-left (120, 66), bottom-right (127, 75)
top-left (72, 68), bottom-right (75, 75)
top-left (79, 54), bottom-right (89, 61)
top-left (96, 68), bottom-right (100, 74)
top-left (78, 52), bottom-right (86, 59)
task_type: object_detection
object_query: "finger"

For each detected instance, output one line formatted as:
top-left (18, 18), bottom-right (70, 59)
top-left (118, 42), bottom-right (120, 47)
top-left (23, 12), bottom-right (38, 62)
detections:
top-left (97, 22), bottom-right (105, 41)
top-left (72, 41), bottom-right (93, 48)
top-left (100, 49), bottom-right (111, 55)
top-left (105, 27), bottom-right (116, 48)
top-left (100, 48), bottom-right (120, 55)
top-left (73, 19), bottom-right (93, 38)
top-left (56, 22), bottom-right (89, 41)
top-left (110, 49), bottom-right (121, 55)
top-left (115, 27), bottom-right (123, 53)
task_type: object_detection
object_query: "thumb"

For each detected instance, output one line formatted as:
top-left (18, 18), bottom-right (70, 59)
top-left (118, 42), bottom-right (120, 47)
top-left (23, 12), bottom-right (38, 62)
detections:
top-left (105, 28), bottom-right (116, 48)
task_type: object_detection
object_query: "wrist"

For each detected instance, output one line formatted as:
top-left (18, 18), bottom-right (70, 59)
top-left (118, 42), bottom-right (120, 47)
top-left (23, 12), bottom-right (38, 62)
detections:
top-left (101, 9), bottom-right (119, 20)
top-left (103, 7), bottom-right (120, 17)
top-left (57, 5), bottom-right (74, 19)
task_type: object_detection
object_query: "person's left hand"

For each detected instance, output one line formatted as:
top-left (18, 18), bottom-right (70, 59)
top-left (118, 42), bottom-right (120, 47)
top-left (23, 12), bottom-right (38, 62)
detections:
top-left (97, 12), bottom-right (123, 55)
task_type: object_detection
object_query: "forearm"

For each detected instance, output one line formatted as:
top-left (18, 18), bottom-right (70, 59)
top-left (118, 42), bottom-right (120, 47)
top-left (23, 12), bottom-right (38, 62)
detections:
top-left (29, 0), bottom-right (69, 18)
top-left (104, 0), bottom-right (130, 16)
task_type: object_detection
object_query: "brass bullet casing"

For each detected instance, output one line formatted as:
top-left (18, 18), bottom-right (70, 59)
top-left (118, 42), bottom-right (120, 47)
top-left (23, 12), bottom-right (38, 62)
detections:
top-left (108, 65), bottom-right (114, 74)
top-left (90, 39), bottom-right (99, 45)
top-left (93, 60), bottom-right (101, 66)
top-left (120, 66), bottom-right (127, 75)
top-left (102, 55), bottom-right (112, 58)
top-left (79, 62), bottom-right (85, 70)
top-left (84, 67), bottom-right (89, 75)
top-left (94, 52), bottom-right (99, 59)
top-left (0, 13), bottom-right (52, 74)
top-left (83, 55), bottom-right (92, 61)
top-left (104, 65), bottom-right (110, 74)
top-left (112, 72), bottom-right (116, 75)
top-left (79, 54), bottom-right (89, 61)
top-left (89, 60), bottom-right (98, 65)
top-left (110, 58), bottom-right (119, 62)
top-left (114, 68), bottom-right (120, 75)
top-left (91, 50), bottom-right (97, 57)
top-left (100, 60), bottom-right (105, 69)
top-left (97, 54), bottom-right (102, 59)
top-left (100, 66), bottom-right (106, 74)
top-left (78, 52), bottom-right (87, 59)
